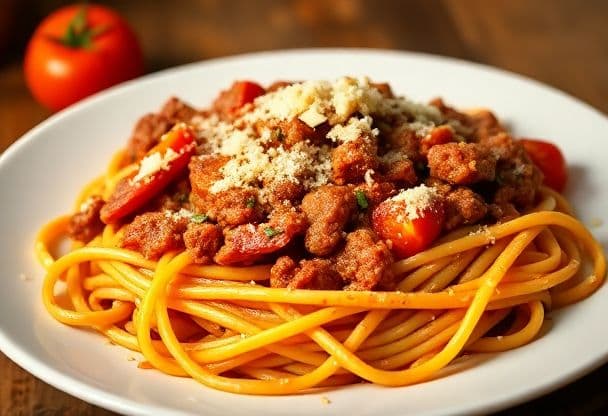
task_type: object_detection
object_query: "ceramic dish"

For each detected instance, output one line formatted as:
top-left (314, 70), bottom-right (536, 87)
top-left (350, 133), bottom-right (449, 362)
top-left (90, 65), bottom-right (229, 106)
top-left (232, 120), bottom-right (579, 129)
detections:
top-left (1, 49), bottom-right (607, 416)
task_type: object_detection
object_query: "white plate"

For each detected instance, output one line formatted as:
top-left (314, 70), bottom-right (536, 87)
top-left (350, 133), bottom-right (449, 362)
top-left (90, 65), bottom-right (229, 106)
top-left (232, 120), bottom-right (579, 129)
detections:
top-left (1, 49), bottom-right (607, 416)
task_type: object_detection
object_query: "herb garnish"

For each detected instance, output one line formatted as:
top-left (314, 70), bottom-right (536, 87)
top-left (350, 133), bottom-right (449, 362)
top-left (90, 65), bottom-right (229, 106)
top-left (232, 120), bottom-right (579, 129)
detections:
top-left (246, 196), bottom-right (256, 208)
top-left (264, 227), bottom-right (283, 238)
top-left (355, 190), bottom-right (369, 210)
top-left (191, 214), bottom-right (208, 224)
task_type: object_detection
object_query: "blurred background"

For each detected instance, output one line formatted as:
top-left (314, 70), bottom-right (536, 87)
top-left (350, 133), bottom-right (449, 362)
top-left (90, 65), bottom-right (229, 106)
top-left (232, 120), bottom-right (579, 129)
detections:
top-left (1, 0), bottom-right (607, 414)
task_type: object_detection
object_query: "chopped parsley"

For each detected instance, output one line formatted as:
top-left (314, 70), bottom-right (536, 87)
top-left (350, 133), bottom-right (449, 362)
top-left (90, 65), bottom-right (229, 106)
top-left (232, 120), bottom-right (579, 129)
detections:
top-left (264, 227), bottom-right (283, 238)
top-left (355, 190), bottom-right (369, 210)
top-left (191, 214), bottom-right (208, 224)
top-left (245, 196), bottom-right (256, 208)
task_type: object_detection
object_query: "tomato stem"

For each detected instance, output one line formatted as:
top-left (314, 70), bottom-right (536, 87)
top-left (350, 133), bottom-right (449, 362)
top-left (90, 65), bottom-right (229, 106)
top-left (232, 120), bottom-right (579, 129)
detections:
top-left (60, 4), bottom-right (106, 49)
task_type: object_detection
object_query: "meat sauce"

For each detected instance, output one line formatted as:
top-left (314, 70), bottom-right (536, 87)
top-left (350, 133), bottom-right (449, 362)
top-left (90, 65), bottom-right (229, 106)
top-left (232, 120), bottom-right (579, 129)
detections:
top-left (69, 78), bottom-right (543, 291)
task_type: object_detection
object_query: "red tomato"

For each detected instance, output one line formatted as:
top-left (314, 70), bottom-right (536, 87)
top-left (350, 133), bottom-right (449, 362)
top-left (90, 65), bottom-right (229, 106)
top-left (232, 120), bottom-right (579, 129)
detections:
top-left (213, 81), bottom-right (266, 116)
top-left (372, 198), bottom-right (444, 259)
top-left (100, 124), bottom-right (196, 224)
top-left (520, 139), bottom-right (568, 192)
top-left (215, 225), bottom-right (293, 265)
top-left (420, 125), bottom-right (454, 156)
top-left (24, 4), bottom-right (143, 111)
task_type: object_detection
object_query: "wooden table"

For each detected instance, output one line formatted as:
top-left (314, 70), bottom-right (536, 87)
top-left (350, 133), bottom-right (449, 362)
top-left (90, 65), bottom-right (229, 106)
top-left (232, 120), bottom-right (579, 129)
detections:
top-left (1, 0), bottom-right (607, 414)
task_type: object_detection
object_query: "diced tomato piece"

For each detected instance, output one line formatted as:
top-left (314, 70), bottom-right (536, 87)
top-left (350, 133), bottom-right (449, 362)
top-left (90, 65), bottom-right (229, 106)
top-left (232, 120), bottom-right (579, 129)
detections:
top-left (520, 138), bottom-right (568, 192)
top-left (372, 198), bottom-right (444, 259)
top-left (100, 124), bottom-right (196, 223)
top-left (420, 125), bottom-right (454, 156)
top-left (215, 211), bottom-right (307, 265)
top-left (215, 225), bottom-right (291, 265)
top-left (213, 81), bottom-right (265, 116)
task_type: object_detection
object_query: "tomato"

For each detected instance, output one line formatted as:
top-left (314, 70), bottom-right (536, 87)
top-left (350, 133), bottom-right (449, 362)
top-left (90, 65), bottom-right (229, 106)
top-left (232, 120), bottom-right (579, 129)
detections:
top-left (100, 124), bottom-right (196, 224)
top-left (419, 125), bottom-right (454, 156)
top-left (213, 81), bottom-right (266, 116)
top-left (215, 211), bottom-right (306, 265)
top-left (215, 225), bottom-right (293, 265)
top-left (372, 197), bottom-right (444, 259)
top-left (520, 139), bottom-right (568, 192)
top-left (24, 4), bottom-right (143, 111)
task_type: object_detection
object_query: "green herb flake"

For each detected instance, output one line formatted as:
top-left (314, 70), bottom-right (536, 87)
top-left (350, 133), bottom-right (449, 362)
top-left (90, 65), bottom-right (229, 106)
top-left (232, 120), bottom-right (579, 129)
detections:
top-left (264, 227), bottom-right (283, 238)
top-left (191, 214), bottom-right (208, 224)
top-left (355, 190), bottom-right (369, 210)
top-left (245, 196), bottom-right (256, 208)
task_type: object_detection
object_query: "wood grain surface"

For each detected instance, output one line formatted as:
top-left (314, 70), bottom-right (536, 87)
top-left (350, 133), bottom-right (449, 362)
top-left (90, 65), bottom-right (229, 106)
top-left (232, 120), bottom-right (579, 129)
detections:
top-left (1, 1), bottom-right (607, 415)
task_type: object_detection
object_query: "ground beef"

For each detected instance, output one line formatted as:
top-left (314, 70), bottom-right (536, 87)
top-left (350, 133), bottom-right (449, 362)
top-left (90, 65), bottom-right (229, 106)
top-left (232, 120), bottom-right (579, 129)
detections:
top-left (264, 180), bottom-right (305, 208)
top-left (301, 185), bottom-right (356, 256)
top-left (371, 82), bottom-right (394, 98)
top-left (210, 188), bottom-right (264, 227)
top-left (334, 229), bottom-right (394, 291)
top-left (386, 123), bottom-right (419, 160)
top-left (489, 202), bottom-right (520, 222)
top-left (150, 178), bottom-right (192, 212)
top-left (352, 182), bottom-right (396, 229)
top-left (381, 157), bottom-right (418, 185)
top-left (429, 98), bottom-right (472, 132)
top-left (444, 187), bottom-right (488, 230)
top-left (427, 142), bottom-right (497, 185)
top-left (189, 155), bottom-right (263, 226)
top-left (331, 137), bottom-right (378, 185)
top-left (68, 196), bottom-right (105, 242)
top-left (125, 113), bottom-right (172, 161)
top-left (189, 155), bottom-right (228, 203)
top-left (278, 118), bottom-right (320, 147)
top-left (214, 208), bottom-right (307, 265)
top-left (354, 181), bottom-right (396, 207)
top-left (184, 223), bottom-right (223, 264)
top-left (269, 256), bottom-right (297, 288)
top-left (468, 109), bottom-right (506, 141)
top-left (424, 177), bottom-right (452, 195)
top-left (160, 97), bottom-right (198, 123)
top-left (494, 164), bottom-right (543, 208)
top-left (480, 132), bottom-right (518, 159)
top-left (270, 256), bottom-right (342, 290)
top-left (121, 212), bottom-right (188, 259)
top-left (483, 134), bottom-right (543, 208)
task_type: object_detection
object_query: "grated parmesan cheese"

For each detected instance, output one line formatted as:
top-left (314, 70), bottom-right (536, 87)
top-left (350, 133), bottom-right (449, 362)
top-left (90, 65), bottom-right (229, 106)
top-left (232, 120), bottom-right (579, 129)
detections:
top-left (381, 150), bottom-right (409, 165)
top-left (326, 116), bottom-right (378, 143)
top-left (132, 148), bottom-right (180, 183)
top-left (242, 76), bottom-right (442, 127)
top-left (391, 184), bottom-right (439, 220)
top-left (164, 208), bottom-right (194, 221)
top-left (298, 103), bottom-right (327, 128)
top-left (364, 169), bottom-right (375, 186)
top-left (189, 77), bottom-right (446, 199)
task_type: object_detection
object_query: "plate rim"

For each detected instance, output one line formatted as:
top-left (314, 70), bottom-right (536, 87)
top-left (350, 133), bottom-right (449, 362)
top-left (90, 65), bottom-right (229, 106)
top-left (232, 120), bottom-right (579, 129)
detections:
top-left (1, 47), bottom-right (607, 416)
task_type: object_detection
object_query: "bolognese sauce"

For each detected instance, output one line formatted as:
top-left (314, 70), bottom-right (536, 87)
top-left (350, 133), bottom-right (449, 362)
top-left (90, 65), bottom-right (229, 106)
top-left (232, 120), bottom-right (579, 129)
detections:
top-left (70, 77), bottom-right (544, 291)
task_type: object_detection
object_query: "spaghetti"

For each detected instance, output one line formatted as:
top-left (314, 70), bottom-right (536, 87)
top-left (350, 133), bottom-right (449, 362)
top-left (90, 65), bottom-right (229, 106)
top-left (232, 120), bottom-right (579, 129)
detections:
top-left (37, 78), bottom-right (606, 395)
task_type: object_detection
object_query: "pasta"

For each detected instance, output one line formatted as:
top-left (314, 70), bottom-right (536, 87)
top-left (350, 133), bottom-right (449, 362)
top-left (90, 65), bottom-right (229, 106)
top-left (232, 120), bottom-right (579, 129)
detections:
top-left (37, 78), bottom-right (606, 395)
